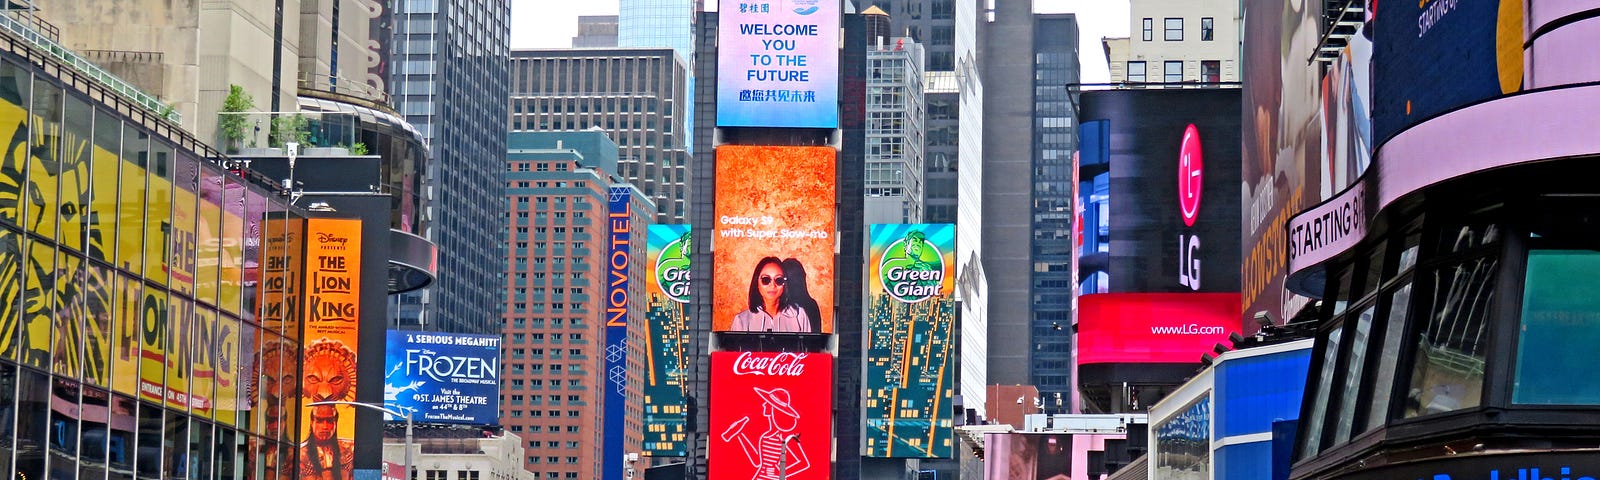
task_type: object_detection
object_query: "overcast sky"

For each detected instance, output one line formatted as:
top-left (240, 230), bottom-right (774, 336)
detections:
top-left (510, 0), bottom-right (1130, 83)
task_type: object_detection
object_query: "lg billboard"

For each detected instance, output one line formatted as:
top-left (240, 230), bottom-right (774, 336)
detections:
top-left (1079, 89), bottom-right (1242, 294)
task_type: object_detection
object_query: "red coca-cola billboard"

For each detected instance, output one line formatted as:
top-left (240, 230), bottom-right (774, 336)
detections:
top-left (711, 351), bottom-right (834, 480)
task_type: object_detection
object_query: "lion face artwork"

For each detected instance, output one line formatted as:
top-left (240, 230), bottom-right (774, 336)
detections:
top-left (302, 339), bottom-right (357, 402)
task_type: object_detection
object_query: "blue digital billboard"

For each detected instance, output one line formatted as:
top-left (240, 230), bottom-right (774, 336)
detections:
top-left (716, 0), bottom-right (840, 128)
top-left (383, 331), bottom-right (502, 425)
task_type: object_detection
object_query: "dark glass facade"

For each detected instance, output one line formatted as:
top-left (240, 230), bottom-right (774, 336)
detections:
top-left (390, 0), bottom-right (511, 335)
top-left (1029, 14), bottom-right (1080, 407)
top-left (0, 45), bottom-right (303, 480)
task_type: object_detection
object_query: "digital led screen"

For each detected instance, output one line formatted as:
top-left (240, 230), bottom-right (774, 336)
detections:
top-left (713, 146), bottom-right (836, 334)
top-left (981, 433), bottom-right (1073, 480)
top-left (1373, 0), bottom-right (1522, 146)
top-left (299, 217), bottom-right (362, 480)
top-left (1076, 293), bottom-right (1240, 365)
top-left (644, 224), bottom-right (691, 456)
top-left (1080, 89), bottom-right (1241, 294)
top-left (863, 223), bottom-right (955, 458)
top-left (1155, 395), bottom-right (1211, 480)
top-left (716, 0), bottom-right (840, 128)
top-left (383, 331), bottom-right (501, 424)
top-left (711, 351), bottom-right (834, 480)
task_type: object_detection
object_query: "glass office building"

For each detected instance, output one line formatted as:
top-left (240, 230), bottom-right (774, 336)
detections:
top-left (0, 43), bottom-right (303, 480)
top-left (618, 0), bottom-right (694, 64)
top-left (390, 0), bottom-right (511, 334)
top-left (1029, 14), bottom-right (1080, 407)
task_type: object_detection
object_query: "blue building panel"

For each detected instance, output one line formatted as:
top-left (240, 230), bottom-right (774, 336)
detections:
top-left (1214, 348), bottom-right (1312, 439)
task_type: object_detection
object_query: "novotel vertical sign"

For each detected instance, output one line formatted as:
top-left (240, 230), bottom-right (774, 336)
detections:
top-left (716, 0), bottom-right (840, 128)
top-left (603, 186), bottom-right (631, 480)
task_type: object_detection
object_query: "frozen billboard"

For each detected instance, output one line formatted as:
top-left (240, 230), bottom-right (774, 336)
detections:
top-left (383, 331), bottom-right (501, 425)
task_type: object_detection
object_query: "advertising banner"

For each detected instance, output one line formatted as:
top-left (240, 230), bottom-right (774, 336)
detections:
top-left (1372, 0), bottom-right (1521, 146)
top-left (716, 0), bottom-right (840, 128)
top-left (112, 274), bottom-right (141, 396)
top-left (644, 224), bottom-right (691, 457)
top-left (384, 331), bottom-right (501, 424)
top-left (864, 223), bottom-right (955, 458)
top-left (1081, 89), bottom-right (1241, 294)
top-left (604, 186), bottom-right (631, 478)
top-left (981, 433), bottom-right (1074, 480)
top-left (298, 217), bottom-right (362, 480)
top-left (713, 146), bottom-right (836, 334)
top-left (1076, 293), bottom-right (1240, 365)
top-left (711, 351), bottom-right (834, 480)
top-left (1155, 395), bottom-right (1211, 480)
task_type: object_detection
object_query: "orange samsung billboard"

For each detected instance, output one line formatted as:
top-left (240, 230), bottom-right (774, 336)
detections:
top-left (713, 145), bottom-right (836, 334)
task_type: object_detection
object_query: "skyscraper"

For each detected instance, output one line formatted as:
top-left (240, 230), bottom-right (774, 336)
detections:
top-left (390, 0), bottom-right (511, 334)
top-left (618, 0), bottom-right (695, 64)
top-left (864, 33), bottom-right (927, 224)
top-left (981, 0), bottom-right (1038, 390)
top-left (572, 15), bottom-right (621, 48)
top-left (508, 48), bottom-right (691, 223)
top-left (1029, 13), bottom-right (1080, 409)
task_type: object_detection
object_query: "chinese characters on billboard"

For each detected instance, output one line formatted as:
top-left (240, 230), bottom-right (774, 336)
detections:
top-left (298, 218), bottom-right (362, 480)
top-left (711, 351), bottom-right (834, 480)
top-left (644, 224), bottom-right (691, 456)
top-left (716, 0), bottom-right (840, 128)
top-left (384, 331), bottom-right (501, 424)
top-left (713, 145), bottom-right (836, 334)
top-left (864, 224), bottom-right (955, 458)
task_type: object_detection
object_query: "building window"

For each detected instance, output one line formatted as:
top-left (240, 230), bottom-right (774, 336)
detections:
top-left (1127, 61), bottom-right (1146, 83)
top-left (1201, 61), bottom-right (1221, 83)
top-left (1164, 18), bottom-right (1183, 41)
top-left (1515, 247), bottom-right (1600, 405)
top-left (1201, 17), bottom-right (1214, 41)
top-left (1164, 61), bottom-right (1184, 83)
top-left (1141, 18), bottom-right (1153, 41)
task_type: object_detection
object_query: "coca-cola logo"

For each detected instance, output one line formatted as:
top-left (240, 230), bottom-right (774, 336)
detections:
top-left (731, 352), bottom-right (809, 376)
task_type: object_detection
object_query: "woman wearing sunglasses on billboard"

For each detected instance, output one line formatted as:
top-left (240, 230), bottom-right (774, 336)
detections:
top-left (733, 256), bottom-right (813, 332)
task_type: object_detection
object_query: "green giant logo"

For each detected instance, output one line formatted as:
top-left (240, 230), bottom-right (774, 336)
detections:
top-left (878, 230), bottom-right (946, 303)
top-left (655, 231), bottom-right (691, 304)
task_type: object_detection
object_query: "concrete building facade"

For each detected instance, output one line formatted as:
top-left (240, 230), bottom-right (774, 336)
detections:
top-left (572, 16), bottom-right (620, 48)
top-left (1106, 0), bottom-right (1241, 85)
top-left (384, 427), bottom-right (538, 480)
top-left (509, 48), bottom-right (691, 223)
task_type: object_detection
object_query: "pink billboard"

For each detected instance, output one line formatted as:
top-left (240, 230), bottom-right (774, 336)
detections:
top-left (1077, 293), bottom-right (1240, 365)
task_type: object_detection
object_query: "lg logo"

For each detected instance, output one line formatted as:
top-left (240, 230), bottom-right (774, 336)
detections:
top-left (1178, 124), bottom-right (1203, 290)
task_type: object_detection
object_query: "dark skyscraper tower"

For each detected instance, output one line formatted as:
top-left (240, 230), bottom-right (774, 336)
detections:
top-left (1030, 13), bottom-right (1080, 409)
top-left (390, 0), bottom-right (511, 333)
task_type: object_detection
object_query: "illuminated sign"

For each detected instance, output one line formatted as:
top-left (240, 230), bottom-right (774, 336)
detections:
top-left (1080, 89), bottom-right (1241, 294)
top-left (864, 224), bottom-right (955, 458)
top-left (644, 224), bottom-right (691, 456)
top-left (604, 187), bottom-right (630, 480)
top-left (383, 331), bottom-right (501, 424)
top-left (1077, 293), bottom-right (1240, 365)
top-left (713, 146), bottom-right (836, 334)
top-left (711, 351), bottom-right (834, 480)
top-left (716, 0), bottom-right (840, 128)
top-left (299, 217), bottom-right (362, 480)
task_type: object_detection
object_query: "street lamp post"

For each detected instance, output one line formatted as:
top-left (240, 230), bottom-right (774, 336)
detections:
top-left (309, 400), bottom-right (413, 480)
top-left (779, 434), bottom-right (801, 479)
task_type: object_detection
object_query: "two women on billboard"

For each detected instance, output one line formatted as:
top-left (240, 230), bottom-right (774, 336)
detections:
top-left (732, 257), bottom-right (822, 333)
